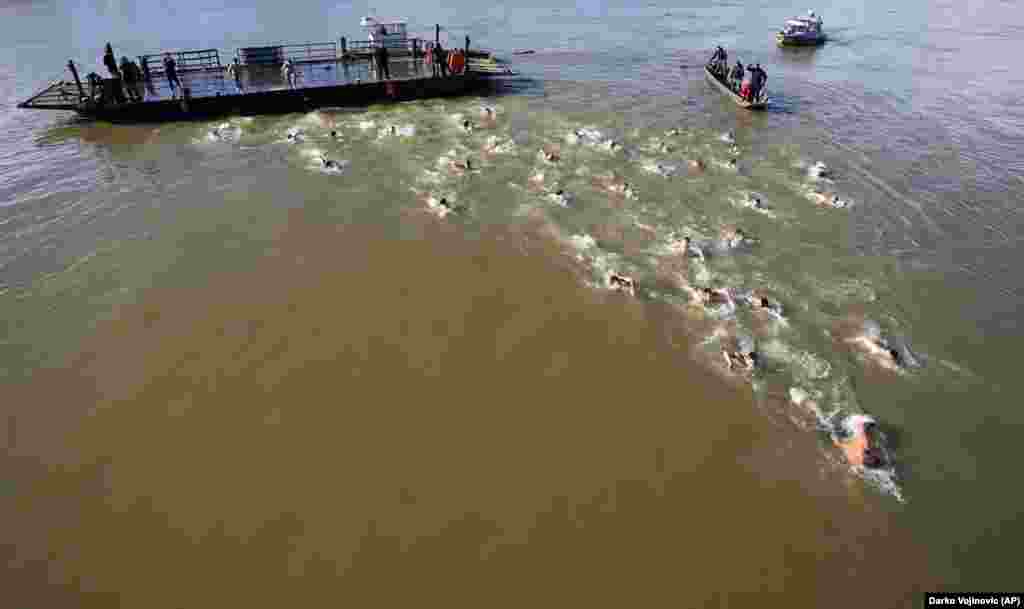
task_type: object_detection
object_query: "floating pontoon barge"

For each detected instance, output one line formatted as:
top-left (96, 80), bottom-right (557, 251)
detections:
top-left (17, 20), bottom-right (515, 123)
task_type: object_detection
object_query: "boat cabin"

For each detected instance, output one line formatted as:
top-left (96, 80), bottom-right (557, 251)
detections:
top-left (782, 11), bottom-right (823, 35)
top-left (360, 16), bottom-right (409, 48)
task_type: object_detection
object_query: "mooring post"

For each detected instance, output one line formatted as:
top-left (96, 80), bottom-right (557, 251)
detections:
top-left (67, 60), bottom-right (85, 99)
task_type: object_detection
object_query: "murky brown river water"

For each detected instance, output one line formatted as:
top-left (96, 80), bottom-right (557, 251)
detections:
top-left (5, 217), bottom-right (934, 607)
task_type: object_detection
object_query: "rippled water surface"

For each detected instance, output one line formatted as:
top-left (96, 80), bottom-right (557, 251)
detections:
top-left (2, 0), bottom-right (1023, 605)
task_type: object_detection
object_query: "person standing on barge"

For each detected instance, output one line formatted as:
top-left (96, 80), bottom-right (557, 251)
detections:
top-left (227, 57), bottom-right (243, 92)
top-left (375, 42), bottom-right (391, 80)
top-left (140, 59), bottom-right (157, 99)
top-left (434, 42), bottom-right (448, 77)
top-left (119, 56), bottom-right (141, 102)
top-left (163, 53), bottom-right (182, 98)
top-left (282, 58), bottom-right (296, 88)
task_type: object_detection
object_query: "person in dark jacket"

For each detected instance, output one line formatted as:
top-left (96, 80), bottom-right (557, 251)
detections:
top-left (103, 43), bottom-right (120, 78)
top-left (754, 64), bottom-right (767, 101)
top-left (434, 42), bottom-right (448, 77)
top-left (119, 56), bottom-right (140, 101)
top-left (375, 42), bottom-right (391, 80)
top-left (745, 64), bottom-right (757, 101)
top-left (101, 43), bottom-right (127, 103)
top-left (163, 53), bottom-right (182, 98)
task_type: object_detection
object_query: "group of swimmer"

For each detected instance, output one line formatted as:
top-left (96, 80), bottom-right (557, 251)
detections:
top-left (258, 104), bottom-right (905, 488)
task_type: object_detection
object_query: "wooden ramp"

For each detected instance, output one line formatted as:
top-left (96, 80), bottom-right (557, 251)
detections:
top-left (17, 79), bottom-right (82, 110)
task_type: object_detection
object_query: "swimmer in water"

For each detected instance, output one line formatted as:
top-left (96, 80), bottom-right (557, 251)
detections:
top-left (608, 272), bottom-right (638, 296)
top-left (720, 131), bottom-right (736, 144)
top-left (665, 128), bottom-right (681, 137)
top-left (727, 158), bottom-right (738, 170)
top-left (449, 158), bottom-right (474, 174)
top-left (833, 415), bottom-right (885, 468)
top-left (811, 192), bottom-right (850, 209)
top-left (681, 284), bottom-right (732, 309)
top-left (658, 141), bottom-right (673, 154)
top-left (808, 161), bottom-right (832, 179)
top-left (547, 189), bottom-right (572, 207)
top-left (845, 331), bottom-right (903, 371)
top-left (319, 155), bottom-right (340, 170)
top-left (744, 195), bottom-right (767, 210)
top-left (527, 171), bottom-right (546, 190)
top-left (462, 119), bottom-right (473, 133)
top-left (722, 347), bottom-right (758, 373)
top-left (329, 130), bottom-right (339, 139)
top-left (679, 236), bottom-right (705, 261)
top-left (480, 106), bottom-right (496, 119)
top-left (438, 197), bottom-right (464, 213)
top-left (720, 227), bottom-right (747, 249)
top-left (741, 291), bottom-right (783, 317)
top-left (540, 148), bottom-right (560, 163)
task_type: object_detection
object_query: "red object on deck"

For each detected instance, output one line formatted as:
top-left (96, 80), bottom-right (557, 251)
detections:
top-left (740, 82), bottom-right (752, 100)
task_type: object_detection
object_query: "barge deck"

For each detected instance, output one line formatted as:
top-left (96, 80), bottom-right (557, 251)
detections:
top-left (18, 35), bottom-right (515, 123)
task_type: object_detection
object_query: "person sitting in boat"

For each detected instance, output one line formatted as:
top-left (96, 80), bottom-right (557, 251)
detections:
top-left (729, 60), bottom-right (744, 92)
top-left (739, 68), bottom-right (753, 102)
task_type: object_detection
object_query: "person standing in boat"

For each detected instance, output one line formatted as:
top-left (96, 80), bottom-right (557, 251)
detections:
top-left (163, 53), bottom-right (182, 98)
top-left (750, 64), bottom-right (766, 102)
top-left (756, 64), bottom-right (768, 101)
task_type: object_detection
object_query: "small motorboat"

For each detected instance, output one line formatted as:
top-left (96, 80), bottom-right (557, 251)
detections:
top-left (777, 11), bottom-right (826, 46)
top-left (703, 64), bottom-right (768, 110)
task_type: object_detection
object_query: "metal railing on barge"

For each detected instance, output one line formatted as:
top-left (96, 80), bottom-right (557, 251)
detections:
top-left (17, 38), bottom-right (513, 111)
